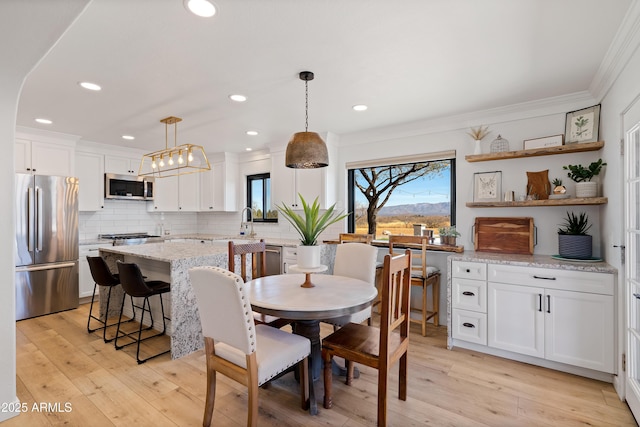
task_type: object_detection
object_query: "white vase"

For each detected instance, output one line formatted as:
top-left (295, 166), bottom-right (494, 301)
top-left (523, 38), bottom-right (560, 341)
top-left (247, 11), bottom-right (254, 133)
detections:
top-left (575, 181), bottom-right (598, 198)
top-left (296, 245), bottom-right (321, 269)
top-left (473, 139), bottom-right (482, 155)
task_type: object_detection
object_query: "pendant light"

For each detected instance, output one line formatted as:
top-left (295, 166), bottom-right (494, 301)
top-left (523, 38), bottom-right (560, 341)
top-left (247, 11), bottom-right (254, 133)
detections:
top-left (285, 71), bottom-right (329, 168)
top-left (139, 116), bottom-right (211, 178)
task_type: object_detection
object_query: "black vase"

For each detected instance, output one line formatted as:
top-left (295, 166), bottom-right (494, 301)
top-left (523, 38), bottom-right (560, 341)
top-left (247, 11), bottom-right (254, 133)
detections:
top-left (558, 234), bottom-right (592, 259)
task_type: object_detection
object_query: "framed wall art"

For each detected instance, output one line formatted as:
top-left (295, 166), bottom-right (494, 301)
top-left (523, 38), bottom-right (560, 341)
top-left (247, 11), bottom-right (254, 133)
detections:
top-left (565, 104), bottom-right (600, 144)
top-left (473, 171), bottom-right (502, 202)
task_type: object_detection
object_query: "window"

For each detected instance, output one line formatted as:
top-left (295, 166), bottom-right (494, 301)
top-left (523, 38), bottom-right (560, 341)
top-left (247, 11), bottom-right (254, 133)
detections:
top-left (247, 173), bottom-right (277, 222)
top-left (347, 158), bottom-right (455, 240)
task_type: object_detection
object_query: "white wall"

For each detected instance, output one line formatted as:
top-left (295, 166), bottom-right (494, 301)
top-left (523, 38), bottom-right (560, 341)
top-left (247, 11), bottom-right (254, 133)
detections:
top-left (337, 98), bottom-right (605, 256)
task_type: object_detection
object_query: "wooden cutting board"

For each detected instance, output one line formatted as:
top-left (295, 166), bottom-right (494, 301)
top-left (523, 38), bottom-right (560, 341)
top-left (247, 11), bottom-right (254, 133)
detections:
top-left (474, 217), bottom-right (535, 255)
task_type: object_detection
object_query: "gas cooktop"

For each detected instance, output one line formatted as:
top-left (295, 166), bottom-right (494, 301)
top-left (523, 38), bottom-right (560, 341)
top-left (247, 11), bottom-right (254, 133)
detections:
top-left (99, 233), bottom-right (163, 245)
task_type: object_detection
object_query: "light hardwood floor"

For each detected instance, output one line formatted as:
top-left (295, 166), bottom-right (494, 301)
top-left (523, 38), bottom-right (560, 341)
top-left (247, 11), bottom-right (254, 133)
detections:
top-left (6, 303), bottom-right (637, 426)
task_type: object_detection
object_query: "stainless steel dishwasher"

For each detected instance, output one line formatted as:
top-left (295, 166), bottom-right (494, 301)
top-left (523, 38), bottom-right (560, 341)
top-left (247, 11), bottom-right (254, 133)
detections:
top-left (263, 245), bottom-right (283, 275)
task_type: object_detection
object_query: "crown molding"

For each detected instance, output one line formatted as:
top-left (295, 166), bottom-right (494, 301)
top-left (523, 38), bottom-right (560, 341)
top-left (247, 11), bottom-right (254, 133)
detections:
top-left (590, 0), bottom-right (640, 101)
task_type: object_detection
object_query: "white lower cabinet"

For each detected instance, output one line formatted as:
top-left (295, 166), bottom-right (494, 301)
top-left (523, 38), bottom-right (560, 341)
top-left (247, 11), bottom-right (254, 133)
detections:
top-left (452, 260), bottom-right (615, 375)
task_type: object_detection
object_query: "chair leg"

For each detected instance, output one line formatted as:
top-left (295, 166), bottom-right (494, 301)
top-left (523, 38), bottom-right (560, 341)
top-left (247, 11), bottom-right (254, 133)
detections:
top-left (421, 282), bottom-right (427, 337)
top-left (377, 364), bottom-right (389, 427)
top-left (299, 357), bottom-right (309, 410)
top-left (203, 337), bottom-right (216, 427)
top-left (433, 276), bottom-right (440, 327)
top-left (113, 295), bottom-right (128, 350)
top-left (399, 352), bottom-right (408, 401)
top-left (322, 349), bottom-right (333, 409)
top-left (86, 283), bottom-right (99, 333)
top-left (345, 359), bottom-right (355, 386)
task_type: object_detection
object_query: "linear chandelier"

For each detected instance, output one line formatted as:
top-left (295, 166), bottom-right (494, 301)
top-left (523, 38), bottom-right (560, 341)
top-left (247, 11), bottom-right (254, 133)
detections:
top-left (138, 116), bottom-right (210, 178)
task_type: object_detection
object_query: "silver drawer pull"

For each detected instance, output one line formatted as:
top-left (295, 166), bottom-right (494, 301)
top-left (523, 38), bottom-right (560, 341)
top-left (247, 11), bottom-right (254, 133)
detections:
top-left (533, 275), bottom-right (556, 280)
top-left (634, 293), bottom-right (640, 300)
top-left (462, 322), bottom-right (475, 328)
top-left (462, 291), bottom-right (475, 296)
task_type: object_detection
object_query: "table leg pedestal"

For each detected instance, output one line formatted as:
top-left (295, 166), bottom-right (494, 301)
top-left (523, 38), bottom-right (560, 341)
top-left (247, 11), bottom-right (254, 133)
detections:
top-left (292, 320), bottom-right (320, 415)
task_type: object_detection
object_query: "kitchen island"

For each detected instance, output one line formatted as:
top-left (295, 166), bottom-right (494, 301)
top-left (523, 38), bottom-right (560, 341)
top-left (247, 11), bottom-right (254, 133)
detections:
top-left (100, 242), bottom-right (230, 359)
top-left (99, 240), bottom-right (336, 359)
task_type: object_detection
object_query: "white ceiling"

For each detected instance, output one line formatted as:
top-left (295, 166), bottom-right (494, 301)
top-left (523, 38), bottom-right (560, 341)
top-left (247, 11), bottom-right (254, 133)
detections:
top-left (14, 0), bottom-right (633, 154)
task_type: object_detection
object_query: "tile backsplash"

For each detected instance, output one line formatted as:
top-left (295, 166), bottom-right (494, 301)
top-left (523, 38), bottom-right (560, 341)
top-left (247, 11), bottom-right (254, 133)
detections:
top-left (79, 200), bottom-right (343, 242)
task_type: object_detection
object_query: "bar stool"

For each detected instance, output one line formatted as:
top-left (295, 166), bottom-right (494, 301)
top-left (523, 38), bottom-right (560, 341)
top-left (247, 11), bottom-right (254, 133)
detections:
top-left (114, 261), bottom-right (171, 364)
top-left (86, 256), bottom-right (137, 343)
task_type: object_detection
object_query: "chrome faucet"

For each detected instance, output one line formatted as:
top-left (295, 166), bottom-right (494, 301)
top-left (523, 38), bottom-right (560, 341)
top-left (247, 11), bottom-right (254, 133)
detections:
top-left (240, 207), bottom-right (257, 238)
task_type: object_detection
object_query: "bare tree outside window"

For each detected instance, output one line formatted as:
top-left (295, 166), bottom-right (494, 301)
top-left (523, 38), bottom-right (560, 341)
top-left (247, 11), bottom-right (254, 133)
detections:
top-left (350, 160), bottom-right (453, 238)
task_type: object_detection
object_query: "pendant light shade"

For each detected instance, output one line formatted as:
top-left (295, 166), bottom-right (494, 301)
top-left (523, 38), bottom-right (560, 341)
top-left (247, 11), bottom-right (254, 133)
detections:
top-left (285, 71), bottom-right (329, 168)
top-left (139, 116), bottom-right (210, 178)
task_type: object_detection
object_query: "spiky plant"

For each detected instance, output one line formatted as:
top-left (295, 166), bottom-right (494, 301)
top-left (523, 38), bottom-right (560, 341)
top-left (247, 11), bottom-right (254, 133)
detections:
top-left (552, 178), bottom-right (562, 186)
top-left (276, 194), bottom-right (349, 245)
top-left (558, 212), bottom-right (592, 235)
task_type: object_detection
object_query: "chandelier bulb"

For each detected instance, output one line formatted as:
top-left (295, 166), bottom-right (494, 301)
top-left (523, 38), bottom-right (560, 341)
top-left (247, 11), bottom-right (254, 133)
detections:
top-left (178, 150), bottom-right (184, 164)
top-left (188, 148), bottom-right (194, 162)
top-left (159, 154), bottom-right (165, 167)
top-left (151, 156), bottom-right (157, 169)
top-left (168, 153), bottom-right (174, 166)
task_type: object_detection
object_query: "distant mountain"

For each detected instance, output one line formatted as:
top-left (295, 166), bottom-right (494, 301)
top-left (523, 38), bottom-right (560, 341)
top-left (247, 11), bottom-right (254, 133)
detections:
top-left (377, 202), bottom-right (450, 217)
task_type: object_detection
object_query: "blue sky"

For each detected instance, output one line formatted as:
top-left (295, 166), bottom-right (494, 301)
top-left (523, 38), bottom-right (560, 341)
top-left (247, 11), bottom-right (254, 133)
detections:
top-left (354, 165), bottom-right (451, 207)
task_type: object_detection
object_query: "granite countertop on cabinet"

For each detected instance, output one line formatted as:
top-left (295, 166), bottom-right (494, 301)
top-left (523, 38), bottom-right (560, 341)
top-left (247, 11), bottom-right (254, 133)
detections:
top-left (79, 238), bottom-right (113, 245)
top-left (100, 241), bottom-right (228, 262)
top-left (448, 251), bottom-right (616, 274)
top-left (164, 234), bottom-right (301, 247)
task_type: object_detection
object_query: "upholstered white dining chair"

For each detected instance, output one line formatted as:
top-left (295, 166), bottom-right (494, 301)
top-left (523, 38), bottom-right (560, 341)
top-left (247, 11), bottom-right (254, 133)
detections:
top-left (189, 266), bottom-right (312, 427)
top-left (322, 242), bottom-right (379, 328)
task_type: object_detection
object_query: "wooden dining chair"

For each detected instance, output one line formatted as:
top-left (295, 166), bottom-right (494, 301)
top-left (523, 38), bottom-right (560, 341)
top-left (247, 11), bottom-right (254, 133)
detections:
top-left (189, 266), bottom-right (312, 427)
top-left (228, 239), bottom-right (291, 329)
top-left (322, 250), bottom-right (412, 427)
top-left (339, 233), bottom-right (374, 244)
top-left (389, 234), bottom-right (440, 336)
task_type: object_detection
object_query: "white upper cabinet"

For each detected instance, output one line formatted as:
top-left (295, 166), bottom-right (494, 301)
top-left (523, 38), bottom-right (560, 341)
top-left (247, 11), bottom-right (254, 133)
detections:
top-left (76, 151), bottom-right (105, 211)
top-left (148, 173), bottom-right (199, 212)
top-left (104, 155), bottom-right (140, 175)
top-left (199, 153), bottom-right (238, 212)
top-left (270, 148), bottom-right (336, 209)
top-left (16, 138), bottom-right (75, 176)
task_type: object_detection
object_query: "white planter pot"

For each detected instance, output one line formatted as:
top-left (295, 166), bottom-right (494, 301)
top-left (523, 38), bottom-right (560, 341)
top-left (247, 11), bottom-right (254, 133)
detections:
top-left (575, 181), bottom-right (598, 198)
top-left (296, 245), bottom-right (321, 269)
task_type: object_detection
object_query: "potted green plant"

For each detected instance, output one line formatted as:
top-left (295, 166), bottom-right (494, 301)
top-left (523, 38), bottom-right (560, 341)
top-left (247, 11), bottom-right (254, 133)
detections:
top-left (551, 178), bottom-right (566, 195)
top-left (276, 194), bottom-right (349, 268)
top-left (438, 225), bottom-right (461, 246)
top-left (557, 211), bottom-right (593, 259)
top-left (562, 159), bottom-right (606, 198)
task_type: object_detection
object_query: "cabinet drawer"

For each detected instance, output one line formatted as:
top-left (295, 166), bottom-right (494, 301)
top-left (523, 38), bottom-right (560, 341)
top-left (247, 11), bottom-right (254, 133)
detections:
top-left (451, 261), bottom-right (486, 280)
top-left (452, 278), bottom-right (487, 312)
top-left (283, 246), bottom-right (298, 259)
top-left (488, 264), bottom-right (614, 295)
top-left (452, 309), bottom-right (487, 345)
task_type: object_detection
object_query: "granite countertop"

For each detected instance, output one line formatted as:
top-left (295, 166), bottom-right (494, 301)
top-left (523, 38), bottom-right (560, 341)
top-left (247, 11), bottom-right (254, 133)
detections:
top-left (100, 241), bottom-right (228, 263)
top-left (449, 251), bottom-right (616, 274)
top-left (81, 234), bottom-right (302, 247)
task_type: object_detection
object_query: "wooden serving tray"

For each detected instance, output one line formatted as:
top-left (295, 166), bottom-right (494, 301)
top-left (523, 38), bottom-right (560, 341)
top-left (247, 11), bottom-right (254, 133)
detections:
top-left (474, 217), bottom-right (535, 255)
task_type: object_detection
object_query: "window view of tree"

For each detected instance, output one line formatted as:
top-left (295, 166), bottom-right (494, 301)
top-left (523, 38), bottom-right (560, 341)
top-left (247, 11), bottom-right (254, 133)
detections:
top-left (348, 159), bottom-right (454, 239)
top-left (247, 173), bottom-right (277, 222)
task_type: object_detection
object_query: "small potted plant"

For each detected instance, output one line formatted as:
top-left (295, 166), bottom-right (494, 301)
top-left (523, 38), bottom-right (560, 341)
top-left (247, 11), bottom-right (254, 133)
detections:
top-left (438, 225), bottom-right (461, 246)
top-left (276, 194), bottom-right (348, 268)
top-left (551, 178), bottom-right (566, 195)
top-left (557, 211), bottom-right (593, 259)
top-left (562, 158), bottom-right (606, 198)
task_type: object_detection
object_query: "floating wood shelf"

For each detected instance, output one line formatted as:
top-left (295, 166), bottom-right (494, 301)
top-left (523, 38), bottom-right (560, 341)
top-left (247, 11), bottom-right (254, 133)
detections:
top-left (466, 197), bottom-right (608, 208)
top-left (465, 141), bottom-right (604, 162)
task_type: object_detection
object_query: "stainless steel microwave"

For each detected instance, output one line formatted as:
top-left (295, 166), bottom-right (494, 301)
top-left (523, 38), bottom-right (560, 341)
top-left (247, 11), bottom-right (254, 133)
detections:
top-left (104, 173), bottom-right (154, 200)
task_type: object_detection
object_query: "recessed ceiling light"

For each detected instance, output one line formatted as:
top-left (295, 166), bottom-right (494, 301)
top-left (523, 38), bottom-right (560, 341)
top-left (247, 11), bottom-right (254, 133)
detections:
top-left (184, 0), bottom-right (217, 17)
top-left (245, 148), bottom-right (253, 151)
top-left (229, 94), bottom-right (247, 102)
top-left (122, 135), bottom-right (135, 140)
top-left (79, 81), bottom-right (101, 91)
top-left (353, 104), bottom-right (368, 111)
top-left (246, 130), bottom-right (258, 136)
top-left (35, 118), bottom-right (52, 124)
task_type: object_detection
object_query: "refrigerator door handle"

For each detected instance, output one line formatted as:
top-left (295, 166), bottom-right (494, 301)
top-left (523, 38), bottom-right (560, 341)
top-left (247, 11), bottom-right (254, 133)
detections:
top-left (15, 261), bottom-right (77, 273)
top-left (36, 186), bottom-right (43, 252)
top-left (27, 186), bottom-right (35, 252)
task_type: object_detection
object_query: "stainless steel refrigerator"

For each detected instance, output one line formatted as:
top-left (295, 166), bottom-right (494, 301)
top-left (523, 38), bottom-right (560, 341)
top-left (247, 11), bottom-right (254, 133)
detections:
top-left (15, 174), bottom-right (79, 321)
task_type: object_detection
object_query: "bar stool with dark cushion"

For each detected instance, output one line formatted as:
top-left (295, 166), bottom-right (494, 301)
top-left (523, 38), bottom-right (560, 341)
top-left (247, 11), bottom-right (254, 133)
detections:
top-left (114, 261), bottom-right (171, 364)
top-left (86, 256), bottom-right (137, 343)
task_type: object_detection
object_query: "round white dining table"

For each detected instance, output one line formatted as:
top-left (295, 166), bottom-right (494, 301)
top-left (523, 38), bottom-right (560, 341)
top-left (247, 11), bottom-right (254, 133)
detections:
top-left (247, 273), bottom-right (377, 414)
